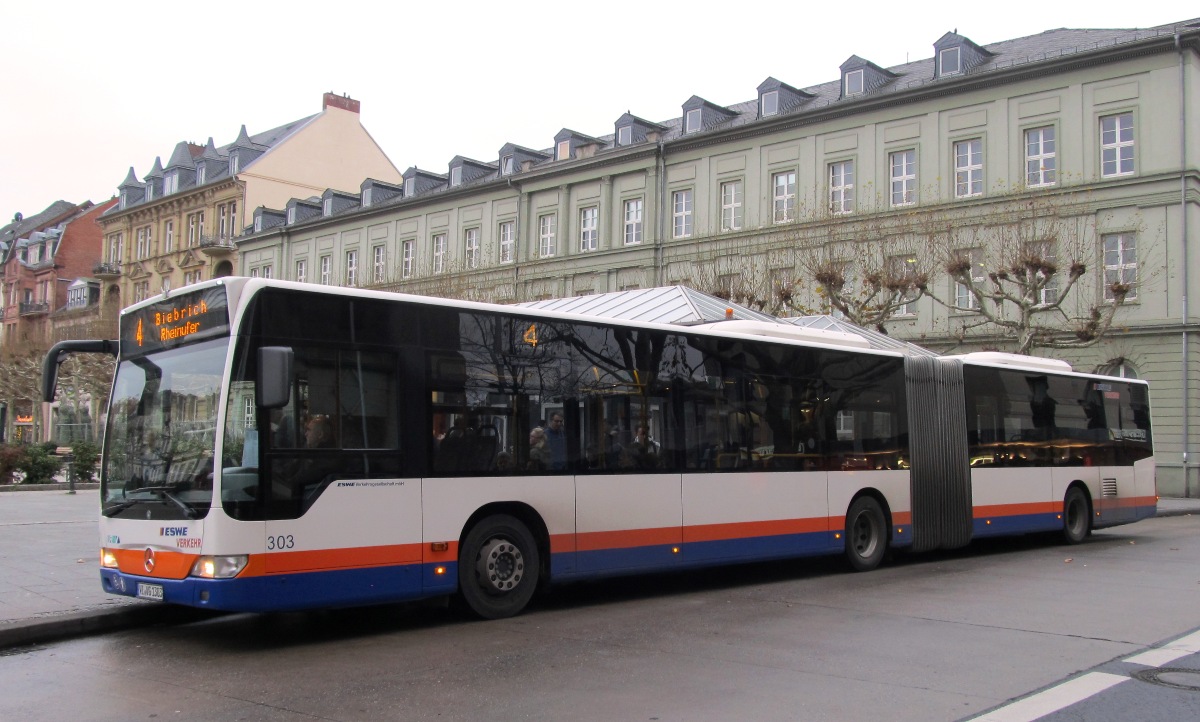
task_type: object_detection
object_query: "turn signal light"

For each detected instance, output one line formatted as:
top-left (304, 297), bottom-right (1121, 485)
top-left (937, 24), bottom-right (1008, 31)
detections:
top-left (101, 549), bottom-right (118, 568)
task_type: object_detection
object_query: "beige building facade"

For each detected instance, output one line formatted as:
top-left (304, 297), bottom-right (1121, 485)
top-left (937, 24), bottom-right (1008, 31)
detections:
top-left (236, 21), bottom-right (1200, 495)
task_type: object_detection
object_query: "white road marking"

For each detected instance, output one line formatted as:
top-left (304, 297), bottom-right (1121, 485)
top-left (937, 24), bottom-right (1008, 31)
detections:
top-left (1124, 629), bottom-right (1200, 667)
top-left (967, 673), bottom-right (1127, 722)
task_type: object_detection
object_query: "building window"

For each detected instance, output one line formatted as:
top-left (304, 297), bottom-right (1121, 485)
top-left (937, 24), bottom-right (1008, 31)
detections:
top-left (145, 184), bottom-right (153, 202)
top-left (772, 171), bottom-right (796, 223)
top-left (184, 270), bottom-right (202, 285)
top-left (617, 126), bottom-right (632, 146)
top-left (163, 220), bottom-right (174, 253)
top-left (402, 240), bottom-right (415, 277)
top-left (196, 165), bottom-right (206, 185)
top-left (538, 215), bottom-right (557, 257)
top-left (450, 167), bottom-right (462, 187)
top-left (164, 172), bottom-right (178, 195)
top-left (373, 245), bottom-right (386, 282)
top-left (672, 190), bottom-right (693, 239)
top-left (499, 221), bottom-right (515, 263)
top-left (1100, 113), bottom-right (1135, 178)
top-left (134, 281), bottom-right (151, 303)
top-left (887, 255), bottom-right (919, 315)
top-left (623, 198), bottom-right (643, 245)
top-left (108, 233), bottom-right (125, 263)
top-left (1100, 360), bottom-right (1138, 379)
top-left (557, 140), bottom-right (571, 161)
top-left (580, 207), bottom-right (598, 251)
top-left (761, 90), bottom-right (779, 117)
top-left (218, 202), bottom-right (238, 239)
top-left (890, 150), bottom-right (917, 207)
top-left (465, 228), bottom-right (479, 269)
top-left (953, 249), bottom-right (986, 310)
top-left (501, 155), bottom-right (514, 175)
top-left (136, 226), bottom-right (152, 259)
top-left (940, 47), bottom-right (961, 75)
top-left (433, 233), bottom-right (447, 273)
top-left (685, 109), bottom-right (701, 133)
top-left (720, 180), bottom-right (743, 231)
top-left (345, 250), bottom-right (358, 286)
top-left (323, 198), bottom-right (333, 216)
top-left (244, 397), bottom-right (255, 429)
top-left (362, 188), bottom-right (373, 206)
top-left (260, 265), bottom-right (273, 280)
top-left (404, 178), bottom-right (415, 197)
top-left (286, 207), bottom-right (296, 225)
top-left (829, 161), bottom-right (855, 215)
top-left (1025, 126), bottom-right (1056, 187)
top-left (1103, 233), bottom-right (1137, 301)
top-left (184, 212), bottom-right (204, 245)
top-left (954, 139), bottom-right (983, 198)
top-left (295, 259), bottom-right (307, 283)
top-left (845, 69), bottom-right (864, 96)
top-left (254, 216), bottom-right (263, 233)
top-left (229, 152), bottom-right (240, 174)
top-left (1025, 240), bottom-right (1058, 305)
top-left (320, 255), bottom-right (331, 285)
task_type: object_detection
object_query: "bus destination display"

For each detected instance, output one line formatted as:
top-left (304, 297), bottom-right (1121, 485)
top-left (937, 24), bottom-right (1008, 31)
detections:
top-left (120, 285), bottom-right (230, 356)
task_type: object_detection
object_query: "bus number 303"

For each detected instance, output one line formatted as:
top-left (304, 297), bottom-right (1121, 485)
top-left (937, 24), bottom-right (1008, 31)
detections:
top-left (267, 535), bottom-right (295, 550)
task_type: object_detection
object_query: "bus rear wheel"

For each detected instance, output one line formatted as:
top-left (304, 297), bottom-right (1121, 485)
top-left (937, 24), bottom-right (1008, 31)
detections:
top-left (844, 496), bottom-right (887, 572)
top-left (1062, 487), bottom-right (1091, 545)
top-left (457, 514), bottom-right (540, 619)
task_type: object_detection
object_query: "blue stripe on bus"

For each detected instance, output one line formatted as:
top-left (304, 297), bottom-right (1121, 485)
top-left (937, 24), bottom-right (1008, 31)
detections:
top-left (972, 512), bottom-right (1062, 537)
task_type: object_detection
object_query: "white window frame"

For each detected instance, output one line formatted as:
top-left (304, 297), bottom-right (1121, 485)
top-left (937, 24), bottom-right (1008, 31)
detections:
top-left (1100, 113), bottom-right (1135, 178)
top-left (145, 184), bottom-right (153, 202)
top-left (1025, 126), bottom-right (1056, 187)
top-left (888, 254), bottom-right (920, 316)
top-left (450, 167), bottom-right (462, 187)
top-left (404, 177), bottom-right (415, 197)
top-left (323, 198), bottom-right (333, 216)
top-left (196, 165), bottom-right (206, 185)
top-left (954, 249), bottom-right (986, 310)
top-left (538, 215), bottom-right (557, 257)
top-left (136, 226), bottom-right (151, 259)
top-left (940, 47), bottom-right (961, 75)
top-left (720, 180), bottom-right (743, 232)
top-left (954, 138), bottom-right (983, 198)
top-left (432, 233), bottom-right (447, 273)
top-left (623, 198), bottom-right (644, 245)
top-left (286, 207), bottom-right (296, 225)
top-left (345, 249), bottom-right (358, 286)
top-left (402, 240), bottom-right (415, 277)
top-left (1103, 232), bottom-right (1137, 301)
top-left (685, 109), bottom-right (701, 133)
top-left (362, 188), bottom-right (373, 206)
top-left (672, 190), bottom-right (693, 239)
top-left (164, 172), bottom-right (178, 195)
top-left (229, 152), bottom-right (239, 175)
top-left (501, 155), bottom-right (514, 175)
top-left (761, 90), bottom-right (779, 117)
top-left (845, 69), bottom-right (864, 96)
top-left (320, 255), bottom-right (331, 285)
top-left (163, 220), bottom-right (174, 253)
top-left (464, 228), bottom-right (479, 269)
top-left (829, 161), bottom-right (855, 215)
top-left (295, 259), bottom-right (307, 283)
top-left (1025, 240), bottom-right (1058, 306)
top-left (499, 221), bottom-right (515, 263)
top-left (373, 245), bottom-right (386, 282)
top-left (260, 265), bottom-right (273, 280)
top-left (617, 126), bottom-right (632, 146)
top-left (557, 140), bottom-right (570, 161)
top-left (890, 150), bottom-right (917, 207)
top-left (772, 171), bottom-right (796, 223)
top-left (579, 207), bottom-right (598, 251)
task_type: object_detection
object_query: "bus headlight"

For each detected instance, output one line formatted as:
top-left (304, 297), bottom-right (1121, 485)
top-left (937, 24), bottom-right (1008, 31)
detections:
top-left (101, 549), bottom-right (119, 568)
top-left (190, 555), bottom-right (248, 579)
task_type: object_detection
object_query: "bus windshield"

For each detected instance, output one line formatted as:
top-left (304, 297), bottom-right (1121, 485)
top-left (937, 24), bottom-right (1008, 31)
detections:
top-left (101, 337), bottom-right (229, 519)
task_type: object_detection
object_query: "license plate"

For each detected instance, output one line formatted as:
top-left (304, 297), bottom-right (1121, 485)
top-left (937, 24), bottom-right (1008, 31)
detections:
top-left (137, 583), bottom-right (164, 601)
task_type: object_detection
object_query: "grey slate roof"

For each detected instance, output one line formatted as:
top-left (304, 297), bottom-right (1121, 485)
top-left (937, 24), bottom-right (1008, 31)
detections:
top-left (516, 286), bottom-right (778, 325)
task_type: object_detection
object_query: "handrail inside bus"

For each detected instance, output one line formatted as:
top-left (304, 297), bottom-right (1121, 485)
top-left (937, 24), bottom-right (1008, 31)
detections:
top-left (42, 339), bottom-right (119, 402)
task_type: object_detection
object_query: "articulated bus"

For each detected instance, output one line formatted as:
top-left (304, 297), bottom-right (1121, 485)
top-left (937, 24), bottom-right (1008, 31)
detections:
top-left (43, 278), bottom-right (1156, 619)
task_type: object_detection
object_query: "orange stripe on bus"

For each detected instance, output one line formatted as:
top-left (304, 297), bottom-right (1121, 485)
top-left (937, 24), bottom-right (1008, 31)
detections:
top-left (112, 547), bottom-right (198, 580)
top-left (256, 543), bottom-right (424, 575)
top-left (576, 527), bottom-right (681, 551)
top-left (973, 502), bottom-right (1060, 518)
top-left (683, 518), bottom-right (831, 544)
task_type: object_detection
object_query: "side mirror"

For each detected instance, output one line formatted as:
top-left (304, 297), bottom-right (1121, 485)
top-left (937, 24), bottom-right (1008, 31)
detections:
top-left (257, 347), bottom-right (293, 409)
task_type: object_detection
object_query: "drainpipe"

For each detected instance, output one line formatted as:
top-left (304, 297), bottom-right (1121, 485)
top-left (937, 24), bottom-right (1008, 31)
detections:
top-left (1177, 32), bottom-right (1192, 496)
top-left (655, 141), bottom-right (667, 287)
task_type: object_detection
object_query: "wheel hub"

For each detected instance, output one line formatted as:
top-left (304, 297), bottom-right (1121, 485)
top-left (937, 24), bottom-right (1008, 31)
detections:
top-left (477, 538), bottom-right (524, 593)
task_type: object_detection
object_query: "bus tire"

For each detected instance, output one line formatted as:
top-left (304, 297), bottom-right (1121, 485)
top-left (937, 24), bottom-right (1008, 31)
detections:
top-left (457, 514), bottom-right (540, 619)
top-left (1062, 487), bottom-right (1091, 545)
top-left (844, 496), bottom-right (887, 572)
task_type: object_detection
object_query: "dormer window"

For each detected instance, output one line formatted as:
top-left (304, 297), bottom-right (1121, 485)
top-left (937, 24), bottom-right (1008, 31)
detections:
top-left (761, 90), bottom-right (779, 117)
top-left (617, 126), bottom-right (632, 146)
top-left (323, 198), bottom-right (333, 216)
top-left (362, 188), bottom-right (373, 206)
top-left (940, 47), bottom-right (961, 75)
top-left (230, 152), bottom-right (240, 174)
top-left (164, 172), bottom-right (178, 195)
top-left (685, 109), bottom-right (702, 133)
top-left (845, 69), bottom-right (864, 96)
top-left (557, 140), bottom-right (570, 161)
top-left (254, 216), bottom-right (263, 232)
top-left (120, 190), bottom-right (128, 209)
top-left (287, 207), bottom-right (296, 224)
top-left (145, 184), bottom-right (154, 202)
top-left (502, 155), bottom-right (514, 175)
top-left (450, 167), bottom-right (462, 187)
top-left (404, 178), bottom-right (415, 196)
top-left (196, 164), bottom-right (206, 185)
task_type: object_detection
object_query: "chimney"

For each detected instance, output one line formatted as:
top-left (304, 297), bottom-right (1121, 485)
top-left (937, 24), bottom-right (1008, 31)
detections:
top-left (322, 92), bottom-right (361, 114)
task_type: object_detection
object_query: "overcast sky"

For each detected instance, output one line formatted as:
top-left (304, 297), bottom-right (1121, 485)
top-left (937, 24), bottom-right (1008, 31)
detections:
top-left (2, 1), bottom-right (1195, 225)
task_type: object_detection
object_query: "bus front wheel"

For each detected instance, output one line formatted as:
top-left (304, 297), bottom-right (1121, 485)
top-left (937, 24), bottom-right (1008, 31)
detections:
top-left (1062, 487), bottom-right (1091, 545)
top-left (844, 496), bottom-right (887, 572)
top-left (457, 514), bottom-right (540, 619)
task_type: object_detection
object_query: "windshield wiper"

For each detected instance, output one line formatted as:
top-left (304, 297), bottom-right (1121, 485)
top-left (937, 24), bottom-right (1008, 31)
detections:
top-left (106, 484), bottom-right (199, 519)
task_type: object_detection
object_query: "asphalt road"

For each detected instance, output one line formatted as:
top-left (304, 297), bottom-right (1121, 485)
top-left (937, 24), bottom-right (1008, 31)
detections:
top-left (1, 514), bottom-right (1198, 722)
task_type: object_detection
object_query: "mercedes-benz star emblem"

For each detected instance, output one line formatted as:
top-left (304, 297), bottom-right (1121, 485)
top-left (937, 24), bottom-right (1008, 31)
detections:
top-left (144, 548), bottom-right (156, 573)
